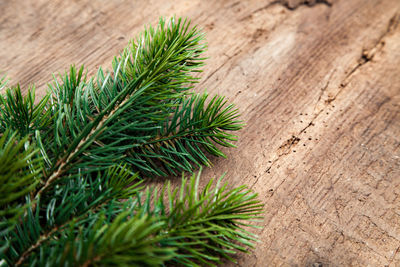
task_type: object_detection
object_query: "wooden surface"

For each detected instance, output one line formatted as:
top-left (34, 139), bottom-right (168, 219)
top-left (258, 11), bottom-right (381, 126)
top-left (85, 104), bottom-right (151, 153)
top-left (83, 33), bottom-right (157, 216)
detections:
top-left (1, 0), bottom-right (400, 266)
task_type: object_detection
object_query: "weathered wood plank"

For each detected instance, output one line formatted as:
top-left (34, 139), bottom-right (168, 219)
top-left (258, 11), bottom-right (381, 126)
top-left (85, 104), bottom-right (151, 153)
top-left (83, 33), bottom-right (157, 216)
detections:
top-left (0, 0), bottom-right (399, 265)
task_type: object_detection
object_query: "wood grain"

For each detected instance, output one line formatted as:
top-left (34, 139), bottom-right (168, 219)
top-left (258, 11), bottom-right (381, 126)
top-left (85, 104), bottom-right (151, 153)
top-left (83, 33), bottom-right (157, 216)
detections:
top-left (1, 0), bottom-right (399, 266)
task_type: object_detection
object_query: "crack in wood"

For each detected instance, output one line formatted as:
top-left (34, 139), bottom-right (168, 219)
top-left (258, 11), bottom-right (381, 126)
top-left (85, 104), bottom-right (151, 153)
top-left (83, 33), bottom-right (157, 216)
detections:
top-left (273, 0), bottom-right (332, 11)
top-left (315, 70), bottom-right (336, 111)
top-left (250, 13), bottom-right (399, 192)
top-left (342, 12), bottom-right (400, 88)
top-left (240, 0), bottom-right (332, 21)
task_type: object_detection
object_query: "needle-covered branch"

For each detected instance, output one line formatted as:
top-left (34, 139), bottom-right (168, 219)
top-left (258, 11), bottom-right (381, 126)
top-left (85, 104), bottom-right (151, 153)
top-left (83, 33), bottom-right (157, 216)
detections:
top-left (128, 92), bottom-right (244, 176)
top-left (0, 17), bottom-right (262, 267)
top-left (7, 172), bottom-right (262, 267)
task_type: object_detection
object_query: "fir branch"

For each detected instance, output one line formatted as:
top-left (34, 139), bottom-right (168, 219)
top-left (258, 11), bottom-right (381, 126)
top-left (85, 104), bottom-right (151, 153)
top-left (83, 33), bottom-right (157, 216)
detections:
top-left (0, 16), bottom-right (262, 267)
top-left (0, 86), bottom-right (52, 136)
top-left (0, 130), bottom-right (41, 229)
top-left (127, 92), bottom-right (244, 176)
top-left (9, 165), bottom-right (143, 266)
top-left (10, 171), bottom-right (262, 267)
top-left (154, 170), bottom-right (263, 266)
top-left (34, 17), bottom-right (207, 197)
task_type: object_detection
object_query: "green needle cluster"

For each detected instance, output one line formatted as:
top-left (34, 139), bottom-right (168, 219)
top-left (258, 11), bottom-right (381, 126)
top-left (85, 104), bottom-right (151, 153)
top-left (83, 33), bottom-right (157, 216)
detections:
top-left (0, 17), bottom-right (263, 266)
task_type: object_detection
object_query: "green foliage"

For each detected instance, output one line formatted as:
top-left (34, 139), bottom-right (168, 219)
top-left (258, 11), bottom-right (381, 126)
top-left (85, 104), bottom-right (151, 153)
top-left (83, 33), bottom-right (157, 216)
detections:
top-left (149, 171), bottom-right (263, 266)
top-left (0, 17), bottom-right (262, 267)
top-left (0, 131), bottom-right (41, 224)
top-left (0, 130), bottom-right (42, 255)
top-left (128, 92), bottom-right (243, 176)
top-left (5, 172), bottom-right (261, 267)
top-left (4, 166), bottom-right (144, 266)
top-left (0, 86), bottom-right (52, 136)
top-left (39, 17), bottom-right (207, 183)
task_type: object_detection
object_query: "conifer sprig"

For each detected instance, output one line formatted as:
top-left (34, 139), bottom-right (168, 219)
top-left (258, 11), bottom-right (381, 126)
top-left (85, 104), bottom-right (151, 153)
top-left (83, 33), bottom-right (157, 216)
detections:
top-left (0, 17), bottom-right (262, 266)
top-left (8, 172), bottom-right (262, 267)
top-left (0, 131), bottom-right (41, 233)
top-left (128, 92), bottom-right (243, 176)
top-left (34, 17), bottom-right (207, 196)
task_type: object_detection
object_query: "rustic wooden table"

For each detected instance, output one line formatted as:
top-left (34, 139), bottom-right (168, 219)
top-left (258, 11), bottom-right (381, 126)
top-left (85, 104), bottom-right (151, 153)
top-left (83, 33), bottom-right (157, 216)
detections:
top-left (1, 0), bottom-right (399, 266)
